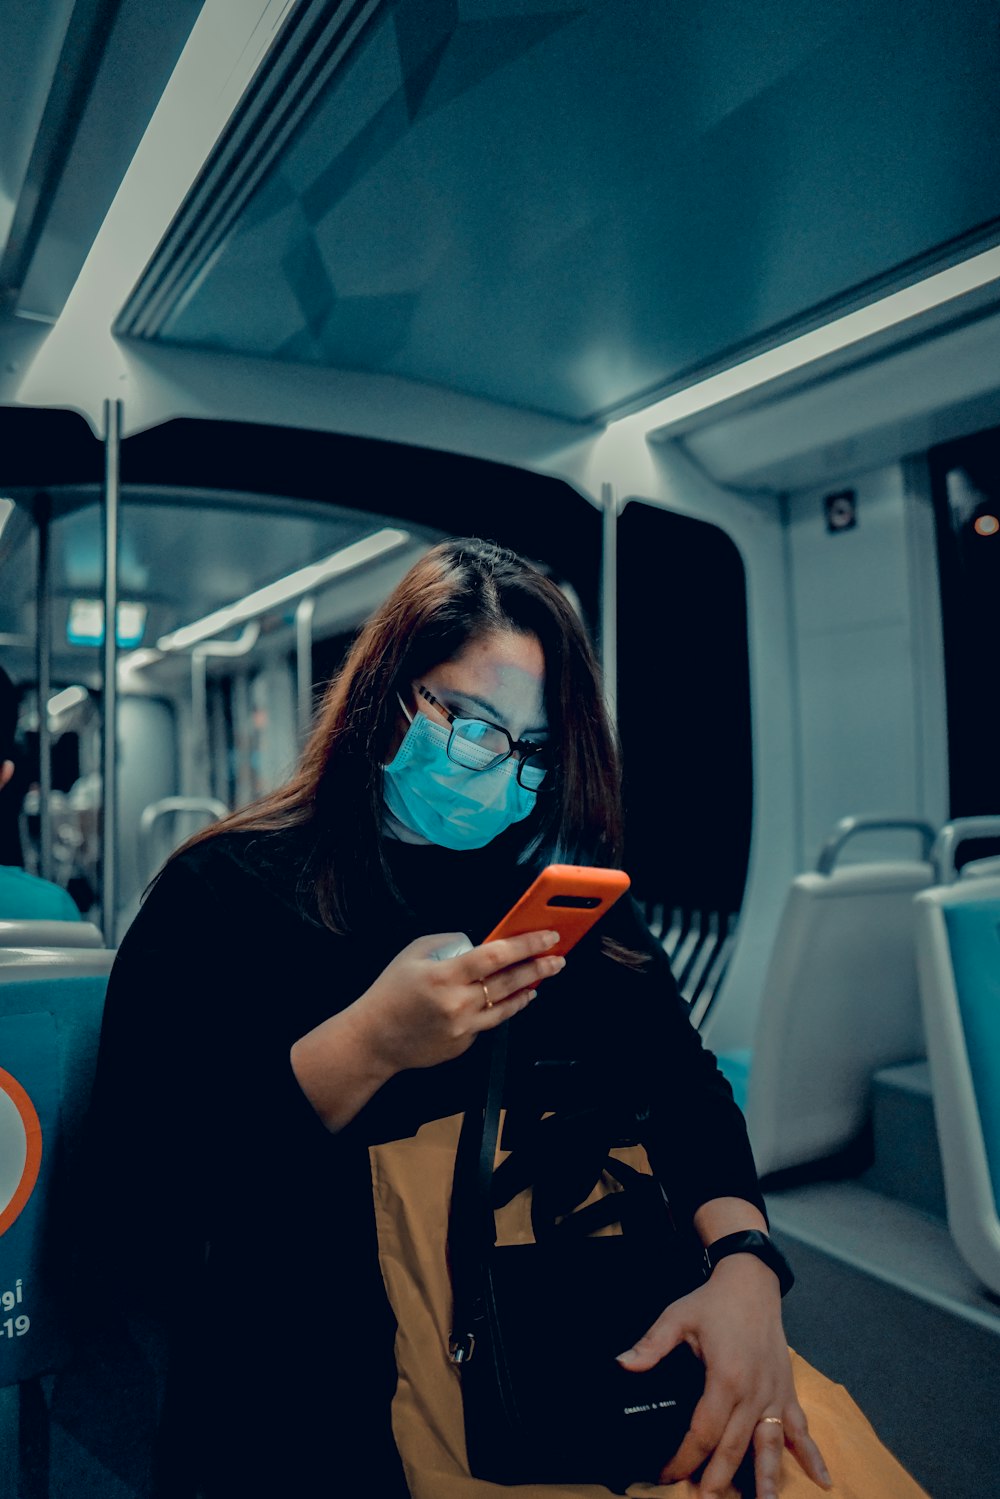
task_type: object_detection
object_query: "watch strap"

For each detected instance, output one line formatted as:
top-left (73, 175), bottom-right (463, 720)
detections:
top-left (704, 1229), bottom-right (795, 1297)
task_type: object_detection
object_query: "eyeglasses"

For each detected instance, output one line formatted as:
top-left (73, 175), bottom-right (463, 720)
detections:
top-left (415, 684), bottom-right (549, 790)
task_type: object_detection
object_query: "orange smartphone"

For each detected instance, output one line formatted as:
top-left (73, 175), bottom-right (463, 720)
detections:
top-left (482, 864), bottom-right (631, 958)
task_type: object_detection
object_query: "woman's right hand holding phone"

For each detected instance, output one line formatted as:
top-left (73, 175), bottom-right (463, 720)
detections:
top-left (356, 929), bottom-right (565, 1072)
top-left (290, 930), bottom-right (565, 1131)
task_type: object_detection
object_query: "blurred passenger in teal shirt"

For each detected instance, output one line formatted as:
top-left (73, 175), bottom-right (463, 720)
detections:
top-left (0, 663), bottom-right (81, 922)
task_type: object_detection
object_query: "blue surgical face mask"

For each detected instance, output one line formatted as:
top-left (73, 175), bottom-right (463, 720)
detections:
top-left (383, 702), bottom-right (544, 851)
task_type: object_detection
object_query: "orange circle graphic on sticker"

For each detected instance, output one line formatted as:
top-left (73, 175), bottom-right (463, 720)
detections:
top-left (0, 1067), bottom-right (43, 1237)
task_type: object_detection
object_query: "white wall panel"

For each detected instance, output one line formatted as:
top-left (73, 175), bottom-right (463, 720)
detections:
top-left (797, 620), bottom-right (920, 861)
top-left (787, 460), bottom-right (948, 869)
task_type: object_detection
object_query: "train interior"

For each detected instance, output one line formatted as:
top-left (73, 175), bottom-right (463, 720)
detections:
top-left (2, 3), bottom-right (1000, 1496)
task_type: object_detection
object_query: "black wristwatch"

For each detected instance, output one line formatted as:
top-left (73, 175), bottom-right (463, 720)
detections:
top-left (703, 1230), bottom-right (795, 1297)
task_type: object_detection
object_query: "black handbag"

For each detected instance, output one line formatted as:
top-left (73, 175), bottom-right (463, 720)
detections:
top-left (447, 1023), bottom-right (714, 1494)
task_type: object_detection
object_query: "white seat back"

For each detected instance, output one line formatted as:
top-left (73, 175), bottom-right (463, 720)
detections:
top-left (747, 859), bottom-right (933, 1176)
top-left (0, 919), bottom-right (103, 949)
top-left (915, 873), bottom-right (1000, 1297)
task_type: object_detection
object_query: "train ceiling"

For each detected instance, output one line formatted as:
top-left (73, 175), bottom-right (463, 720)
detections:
top-left (3, 0), bottom-right (1000, 430)
top-left (0, 0), bottom-right (202, 322)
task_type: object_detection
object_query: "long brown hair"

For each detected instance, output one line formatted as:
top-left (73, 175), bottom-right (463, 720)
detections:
top-left (174, 537), bottom-right (625, 933)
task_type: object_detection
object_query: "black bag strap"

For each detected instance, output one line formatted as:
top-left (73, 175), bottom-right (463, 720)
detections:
top-left (447, 1027), bottom-right (667, 1362)
top-left (448, 1026), bottom-right (509, 1362)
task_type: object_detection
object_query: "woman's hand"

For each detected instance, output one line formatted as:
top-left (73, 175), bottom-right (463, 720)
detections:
top-left (292, 928), bottom-right (567, 1131)
top-left (616, 1256), bottom-right (833, 1499)
top-left (354, 928), bottom-right (565, 1073)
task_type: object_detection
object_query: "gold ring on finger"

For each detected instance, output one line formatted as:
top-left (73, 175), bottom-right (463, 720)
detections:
top-left (481, 980), bottom-right (493, 1010)
top-left (756, 1417), bottom-right (783, 1428)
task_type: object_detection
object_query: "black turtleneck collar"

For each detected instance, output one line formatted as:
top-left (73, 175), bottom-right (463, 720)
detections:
top-left (382, 829), bottom-right (541, 944)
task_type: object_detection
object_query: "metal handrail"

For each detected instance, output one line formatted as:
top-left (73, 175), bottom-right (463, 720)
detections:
top-left (931, 816), bottom-right (1000, 885)
top-left (139, 797), bottom-right (229, 882)
top-left (815, 815), bottom-right (936, 875)
top-left (190, 623), bottom-right (260, 801)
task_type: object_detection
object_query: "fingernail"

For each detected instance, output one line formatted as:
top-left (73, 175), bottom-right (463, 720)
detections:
top-left (526, 989), bottom-right (537, 1000)
top-left (544, 931), bottom-right (560, 946)
top-left (550, 955), bottom-right (566, 970)
top-left (616, 1349), bottom-right (638, 1364)
top-left (821, 1468), bottom-right (833, 1487)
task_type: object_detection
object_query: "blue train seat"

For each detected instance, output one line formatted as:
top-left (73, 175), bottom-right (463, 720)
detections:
top-left (0, 920), bottom-right (104, 949)
top-left (0, 946), bottom-right (148, 1499)
top-left (915, 826), bottom-right (1000, 1297)
top-left (716, 817), bottom-right (935, 1178)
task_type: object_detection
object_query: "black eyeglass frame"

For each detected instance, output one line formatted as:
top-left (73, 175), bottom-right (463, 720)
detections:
top-left (415, 683), bottom-right (548, 790)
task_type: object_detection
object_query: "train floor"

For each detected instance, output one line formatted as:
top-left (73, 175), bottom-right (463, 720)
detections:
top-left (768, 1178), bottom-right (1000, 1499)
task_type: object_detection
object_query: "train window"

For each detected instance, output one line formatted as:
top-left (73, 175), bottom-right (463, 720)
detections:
top-left (618, 500), bottom-right (751, 1013)
top-left (930, 424), bottom-right (1000, 841)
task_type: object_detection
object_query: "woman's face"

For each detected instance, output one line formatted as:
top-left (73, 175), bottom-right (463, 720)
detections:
top-left (390, 629), bottom-right (548, 759)
top-left (382, 628), bottom-right (550, 848)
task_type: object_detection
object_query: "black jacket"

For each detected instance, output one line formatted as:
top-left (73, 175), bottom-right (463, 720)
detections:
top-left (80, 826), bottom-right (764, 1497)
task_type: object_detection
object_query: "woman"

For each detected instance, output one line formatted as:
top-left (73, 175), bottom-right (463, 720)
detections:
top-left (84, 537), bottom-right (832, 1499)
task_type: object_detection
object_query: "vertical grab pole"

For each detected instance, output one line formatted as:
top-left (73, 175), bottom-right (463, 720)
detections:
top-left (233, 669), bottom-right (253, 809)
top-left (600, 483), bottom-right (618, 721)
top-left (101, 399), bottom-right (122, 946)
top-left (34, 492), bottom-right (53, 880)
top-left (295, 595), bottom-right (315, 746)
top-left (190, 652), bottom-right (209, 798)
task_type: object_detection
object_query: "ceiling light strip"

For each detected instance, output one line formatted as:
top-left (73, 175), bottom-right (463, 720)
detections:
top-left (116, 0), bottom-right (386, 341)
top-left (155, 525), bottom-right (408, 653)
top-left (623, 244), bottom-right (1000, 439)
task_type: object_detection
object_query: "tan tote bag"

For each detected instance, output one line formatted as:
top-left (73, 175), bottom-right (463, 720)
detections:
top-left (370, 1114), bottom-right (930, 1499)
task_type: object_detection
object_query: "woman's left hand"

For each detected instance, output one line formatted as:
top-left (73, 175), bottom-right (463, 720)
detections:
top-left (616, 1256), bottom-right (833, 1499)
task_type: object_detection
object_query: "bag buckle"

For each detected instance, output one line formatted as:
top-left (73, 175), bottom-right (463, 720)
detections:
top-left (449, 1332), bottom-right (476, 1364)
